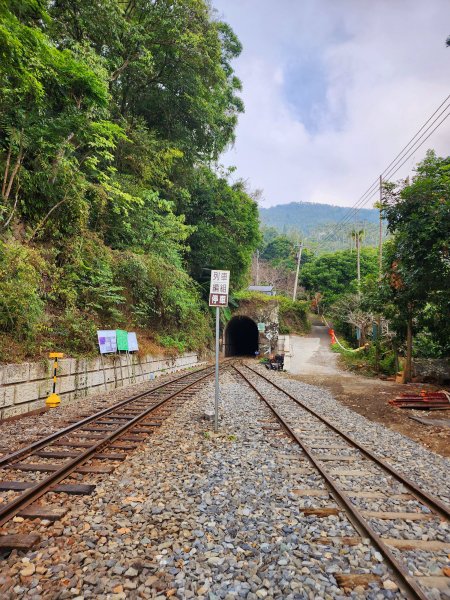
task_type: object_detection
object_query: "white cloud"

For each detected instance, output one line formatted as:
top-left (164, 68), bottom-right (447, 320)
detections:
top-left (213, 0), bottom-right (450, 207)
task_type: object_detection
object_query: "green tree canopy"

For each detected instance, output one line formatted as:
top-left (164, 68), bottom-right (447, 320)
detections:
top-left (301, 247), bottom-right (378, 306)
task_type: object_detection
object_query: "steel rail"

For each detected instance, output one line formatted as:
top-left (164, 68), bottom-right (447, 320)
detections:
top-left (0, 365), bottom-right (219, 527)
top-left (0, 360), bottom-right (227, 468)
top-left (233, 364), bottom-right (431, 600)
top-left (243, 364), bottom-right (450, 520)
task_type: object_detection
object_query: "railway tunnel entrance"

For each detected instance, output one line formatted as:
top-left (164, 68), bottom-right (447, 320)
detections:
top-left (225, 316), bottom-right (259, 357)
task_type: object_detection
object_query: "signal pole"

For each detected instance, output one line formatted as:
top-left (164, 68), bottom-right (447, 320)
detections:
top-left (292, 242), bottom-right (303, 301)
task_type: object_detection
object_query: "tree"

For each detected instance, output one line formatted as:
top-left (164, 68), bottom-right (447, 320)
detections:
top-left (0, 0), bottom-right (256, 359)
top-left (381, 151), bottom-right (450, 379)
top-left (183, 167), bottom-right (260, 291)
top-left (301, 248), bottom-right (378, 307)
top-left (50, 0), bottom-right (243, 163)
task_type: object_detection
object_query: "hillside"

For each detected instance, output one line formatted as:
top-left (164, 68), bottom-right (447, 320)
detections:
top-left (259, 202), bottom-right (379, 234)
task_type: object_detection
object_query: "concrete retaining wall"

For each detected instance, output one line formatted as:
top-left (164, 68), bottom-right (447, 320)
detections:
top-left (0, 352), bottom-right (199, 420)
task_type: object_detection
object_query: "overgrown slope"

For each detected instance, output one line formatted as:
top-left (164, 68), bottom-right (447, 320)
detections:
top-left (0, 0), bottom-right (260, 361)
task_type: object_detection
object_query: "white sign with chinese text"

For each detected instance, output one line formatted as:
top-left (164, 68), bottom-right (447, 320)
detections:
top-left (97, 330), bottom-right (117, 354)
top-left (209, 269), bottom-right (230, 307)
top-left (127, 332), bottom-right (139, 352)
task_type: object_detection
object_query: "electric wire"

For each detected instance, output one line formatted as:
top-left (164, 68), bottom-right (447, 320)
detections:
top-left (317, 96), bottom-right (450, 245)
top-left (321, 97), bottom-right (450, 238)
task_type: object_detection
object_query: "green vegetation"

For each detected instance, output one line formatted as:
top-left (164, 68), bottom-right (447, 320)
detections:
top-left (301, 248), bottom-right (378, 307)
top-left (259, 202), bottom-right (379, 234)
top-left (330, 341), bottom-right (397, 377)
top-left (298, 152), bottom-right (450, 380)
top-left (259, 203), bottom-right (386, 253)
top-left (233, 291), bottom-right (310, 335)
top-left (0, 0), bottom-right (260, 361)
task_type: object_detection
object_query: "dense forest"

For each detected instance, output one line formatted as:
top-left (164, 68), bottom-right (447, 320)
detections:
top-left (0, 0), bottom-right (260, 361)
top-left (260, 201), bottom-right (379, 231)
top-left (259, 201), bottom-right (386, 252)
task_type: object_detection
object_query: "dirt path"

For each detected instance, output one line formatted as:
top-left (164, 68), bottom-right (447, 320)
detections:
top-left (285, 326), bottom-right (450, 457)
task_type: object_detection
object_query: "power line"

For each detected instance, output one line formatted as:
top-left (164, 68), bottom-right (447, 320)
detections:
top-left (318, 95), bottom-right (450, 246)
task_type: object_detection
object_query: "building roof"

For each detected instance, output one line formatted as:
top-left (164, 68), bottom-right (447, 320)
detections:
top-left (248, 285), bottom-right (274, 292)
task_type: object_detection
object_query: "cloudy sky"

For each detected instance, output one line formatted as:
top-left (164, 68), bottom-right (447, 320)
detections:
top-left (212, 0), bottom-right (450, 208)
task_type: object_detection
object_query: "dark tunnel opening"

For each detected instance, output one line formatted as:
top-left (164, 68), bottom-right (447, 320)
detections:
top-left (225, 316), bottom-right (259, 357)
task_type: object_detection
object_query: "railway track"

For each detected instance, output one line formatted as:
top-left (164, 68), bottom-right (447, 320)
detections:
top-left (233, 363), bottom-right (450, 600)
top-left (0, 361), bottom-right (231, 550)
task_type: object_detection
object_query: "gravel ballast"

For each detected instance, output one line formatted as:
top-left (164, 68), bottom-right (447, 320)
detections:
top-left (0, 366), bottom-right (449, 599)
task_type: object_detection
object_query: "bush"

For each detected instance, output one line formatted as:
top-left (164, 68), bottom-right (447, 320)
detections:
top-left (156, 334), bottom-right (187, 354)
top-left (115, 253), bottom-right (157, 327)
top-left (332, 340), bottom-right (396, 376)
top-left (278, 297), bottom-right (310, 335)
top-left (0, 241), bottom-right (46, 340)
top-left (413, 329), bottom-right (445, 358)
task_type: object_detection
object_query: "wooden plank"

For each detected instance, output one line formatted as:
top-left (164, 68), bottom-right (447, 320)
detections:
top-left (0, 534), bottom-right (40, 551)
top-left (130, 427), bottom-right (158, 433)
top-left (302, 507), bottom-right (340, 517)
top-left (285, 467), bottom-right (315, 475)
top-left (18, 505), bottom-right (68, 521)
top-left (409, 416), bottom-right (450, 428)
top-left (9, 462), bottom-right (113, 474)
top-left (313, 455), bottom-right (357, 462)
top-left (347, 491), bottom-right (412, 500)
top-left (309, 444), bottom-right (350, 449)
top-left (330, 469), bottom-right (372, 476)
top-left (362, 511), bottom-right (433, 521)
top-left (314, 536), bottom-right (363, 547)
top-left (34, 450), bottom-right (126, 461)
top-left (80, 426), bottom-right (115, 432)
top-left (53, 440), bottom-right (136, 450)
top-left (418, 577), bottom-right (450, 591)
top-left (0, 481), bottom-right (95, 494)
top-left (291, 488), bottom-right (330, 497)
top-left (335, 574), bottom-right (381, 590)
top-left (384, 538), bottom-right (450, 551)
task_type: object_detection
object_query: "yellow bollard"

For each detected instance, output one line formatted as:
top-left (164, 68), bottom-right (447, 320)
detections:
top-left (46, 352), bottom-right (64, 408)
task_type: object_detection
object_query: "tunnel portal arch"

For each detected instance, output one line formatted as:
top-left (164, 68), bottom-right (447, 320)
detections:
top-left (225, 316), bottom-right (259, 357)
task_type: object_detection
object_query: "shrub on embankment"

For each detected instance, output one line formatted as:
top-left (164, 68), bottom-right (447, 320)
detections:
top-left (0, 237), bottom-right (212, 362)
top-left (0, 1), bottom-right (261, 362)
top-left (233, 291), bottom-right (310, 335)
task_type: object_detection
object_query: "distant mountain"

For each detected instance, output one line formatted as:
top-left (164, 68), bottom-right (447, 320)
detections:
top-left (259, 202), bottom-right (379, 235)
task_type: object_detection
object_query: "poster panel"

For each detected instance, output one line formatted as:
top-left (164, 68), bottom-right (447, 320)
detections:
top-left (97, 330), bottom-right (117, 354)
top-left (127, 332), bottom-right (139, 352)
top-left (116, 329), bottom-right (129, 351)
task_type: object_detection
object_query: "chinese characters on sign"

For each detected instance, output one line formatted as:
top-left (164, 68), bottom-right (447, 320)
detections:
top-left (209, 270), bottom-right (230, 307)
top-left (97, 330), bottom-right (117, 354)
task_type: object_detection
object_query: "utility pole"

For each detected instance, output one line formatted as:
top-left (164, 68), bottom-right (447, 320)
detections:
top-left (292, 242), bottom-right (303, 301)
top-left (375, 175), bottom-right (383, 373)
top-left (378, 175), bottom-right (383, 274)
top-left (255, 249), bottom-right (260, 285)
top-left (356, 231), bottom-right (361, 296)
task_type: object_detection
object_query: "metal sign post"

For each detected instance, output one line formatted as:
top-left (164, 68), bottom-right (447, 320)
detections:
top-left (209, 269), bottom-right (230, 433)
top-left (214, 307), bottom-right (220, 432)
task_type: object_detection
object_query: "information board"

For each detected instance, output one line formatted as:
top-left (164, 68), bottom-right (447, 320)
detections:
top-left (127, 332), bottom-right (139, 352)
top-left (116, 329), bottom-right (129, 351)
top-left (97, 330), bottom-right (117, 354)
